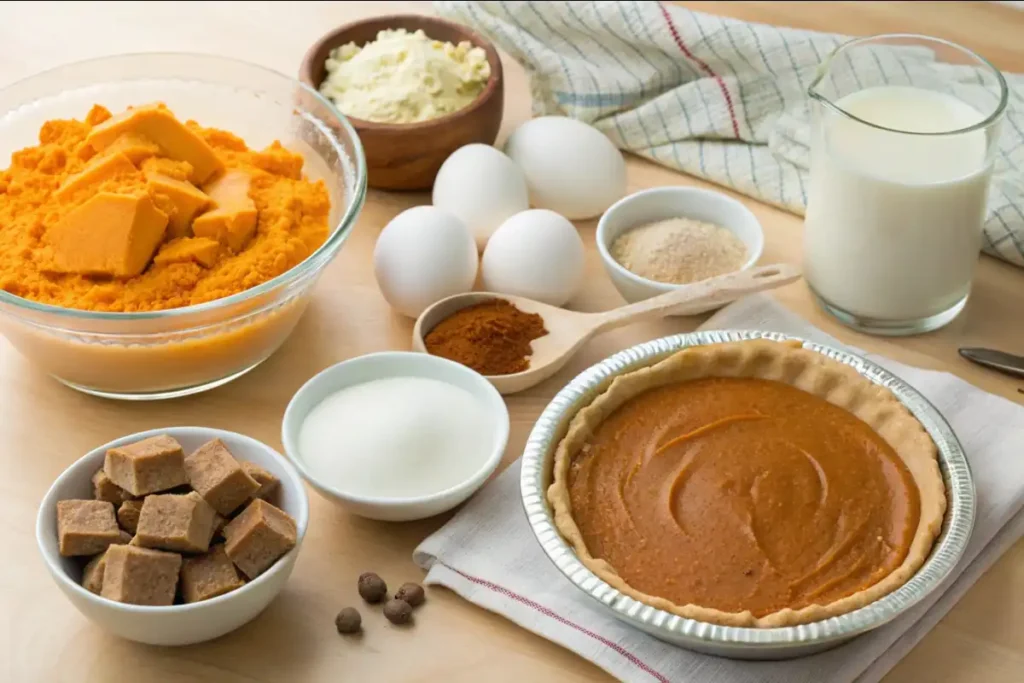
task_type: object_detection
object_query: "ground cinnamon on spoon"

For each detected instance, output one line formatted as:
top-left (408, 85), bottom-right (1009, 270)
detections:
top-left (423, 299), bottom-right (548, 375)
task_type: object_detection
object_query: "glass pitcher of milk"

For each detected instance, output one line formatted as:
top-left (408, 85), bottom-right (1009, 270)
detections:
top-left (804, 35), bottom-right (1007, 335)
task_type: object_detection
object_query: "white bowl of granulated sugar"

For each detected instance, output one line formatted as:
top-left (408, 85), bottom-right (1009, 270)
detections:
top-left (596, 186), bottom-right (764, 304)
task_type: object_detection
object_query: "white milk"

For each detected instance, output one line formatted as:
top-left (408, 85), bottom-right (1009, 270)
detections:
top-left (804, 86), bottom-right (992, 322)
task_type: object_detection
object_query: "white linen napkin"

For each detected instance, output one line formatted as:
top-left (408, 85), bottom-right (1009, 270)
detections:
top-left (433, 1), bottom-right (1024, 267)
top-left (413, 294), bottom-right (1024, 683)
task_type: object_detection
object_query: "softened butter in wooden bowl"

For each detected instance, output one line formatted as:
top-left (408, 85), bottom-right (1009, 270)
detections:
top-left (300, 14), bottom-right (504, 191)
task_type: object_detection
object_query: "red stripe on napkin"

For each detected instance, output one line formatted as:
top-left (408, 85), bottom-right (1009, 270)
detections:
top-left (440, 561), bottom-right (671, 683)
top-left (658, 1), bottom-right (742, 138)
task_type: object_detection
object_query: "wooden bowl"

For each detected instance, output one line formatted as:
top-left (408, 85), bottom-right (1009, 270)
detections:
top-left (300, 14), bottom-right (504, 191)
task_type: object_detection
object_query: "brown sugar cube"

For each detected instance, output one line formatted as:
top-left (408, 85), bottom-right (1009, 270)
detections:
top-left (81, 550), bottom-right (110, 595)
top-left (222, 499), bottom-right (297, 579)
top-left (184, 439), bottom-right (260, 515)
top-left (134, 492), bottom-right (216, 553)
top-left (180, 544), bottom-right (245, 603)
top-left (100, 544), bottom-right (182, 606)
top-left (116, 530), bottom-right (133, 545)
top-left (117, 499), bottom-right (144, 534)
top-left (241, 462), bottom-right (280, 501)
top-left (91, 469), bottom-right (133, 505)
top-left (57, 500), bottom-right (121, 557)
top-left (104, 435), bottom-right (188, 496)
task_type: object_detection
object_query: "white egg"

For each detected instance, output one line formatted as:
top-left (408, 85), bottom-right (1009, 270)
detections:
top-left (432, 144), bottom-right (530, 251)
top-left (481, 209), bottom-right (585, 307)
top-left (373, 206), bottom-right (478, 318)
top-left (504, 116), bottom-right (627, 220)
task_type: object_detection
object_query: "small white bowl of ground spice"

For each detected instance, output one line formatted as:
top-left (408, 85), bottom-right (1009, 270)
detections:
top-left (596, 187), bottom-right (764, 304)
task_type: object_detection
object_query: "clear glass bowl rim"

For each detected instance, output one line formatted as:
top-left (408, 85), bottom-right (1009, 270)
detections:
top-left (0, 52), bottom-right (368, 322)
top-left (808, 33), bottom-right (1010, 137)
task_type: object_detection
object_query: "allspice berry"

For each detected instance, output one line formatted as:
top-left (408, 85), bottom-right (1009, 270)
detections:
top-left (395, 582), bottom-right (425, 607)
top-left (335, 607), bottom-right (362, 634)
top-left (383, 598), bottom-right (413, 625)
top-left (358, 572), bottom-right (388, 603)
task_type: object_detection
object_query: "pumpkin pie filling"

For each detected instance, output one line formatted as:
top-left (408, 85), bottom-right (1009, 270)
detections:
top-left (567, 377), bottom-right (920, 617)
top-left (549, 340), bottom-right (946, 627)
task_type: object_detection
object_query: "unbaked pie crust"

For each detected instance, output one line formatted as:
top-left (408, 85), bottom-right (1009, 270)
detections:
top-left (548, 339), bottom-right (946, 627)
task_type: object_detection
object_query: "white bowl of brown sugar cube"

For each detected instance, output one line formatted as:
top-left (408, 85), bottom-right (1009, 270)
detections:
top-left (35, 427), bottom-right (309, 646)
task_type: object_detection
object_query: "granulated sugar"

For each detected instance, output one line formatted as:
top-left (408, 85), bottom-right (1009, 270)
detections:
top-left (610, 217), bottom-right (748, 284)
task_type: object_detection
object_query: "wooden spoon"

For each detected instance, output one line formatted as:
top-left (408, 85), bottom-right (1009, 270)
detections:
top-left (412, 263), bottom-right (801, 395)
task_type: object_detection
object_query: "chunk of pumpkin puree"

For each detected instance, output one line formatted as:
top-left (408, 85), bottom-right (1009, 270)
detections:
top-left (103, 133), bottom-right (161, 165)
top-left (55, 152), bottom-right (137, 199)
top-left (144, 169), bottom-right (210, 238)
top-left (86, 104), bottom-right (225, 184)
top-left (192, 170), bottom-right (257, 252)
top-left (48, 192), bottom-right (168, 277)
top-left (153, 237), bottom-right (220, 268)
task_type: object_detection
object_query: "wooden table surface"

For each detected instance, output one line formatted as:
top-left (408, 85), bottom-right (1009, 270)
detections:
top-left (2, 2), bottom-right (1023, 681)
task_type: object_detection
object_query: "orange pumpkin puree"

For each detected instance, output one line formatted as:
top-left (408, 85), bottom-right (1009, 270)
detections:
top-left (0, 103), bottom-right (331, 312)
top-left (567, 377), bottom-right (921, 617)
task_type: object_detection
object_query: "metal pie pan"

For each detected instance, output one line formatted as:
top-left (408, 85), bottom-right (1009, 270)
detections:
top-left (520, 330), bottom-right (975, 659)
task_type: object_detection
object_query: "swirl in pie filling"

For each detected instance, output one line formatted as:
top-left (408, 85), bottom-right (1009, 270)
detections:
top-left (567, 377), bottom-right (921, 617)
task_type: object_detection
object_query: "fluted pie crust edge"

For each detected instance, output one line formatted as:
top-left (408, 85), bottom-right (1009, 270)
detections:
top-left (547, 339), bottom-right (946, 628)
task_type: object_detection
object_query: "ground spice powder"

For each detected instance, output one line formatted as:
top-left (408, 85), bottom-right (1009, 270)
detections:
top-left (424, 299), bottom-right (548, 375)
top-left (610, 217), bottom-right (747, 285)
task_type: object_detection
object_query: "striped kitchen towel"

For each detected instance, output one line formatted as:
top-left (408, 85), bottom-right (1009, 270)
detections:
top-left (434, 1), bottom-right (1024, 267)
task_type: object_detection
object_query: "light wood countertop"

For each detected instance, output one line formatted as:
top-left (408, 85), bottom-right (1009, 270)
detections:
top-left (1, 2), bottom-right (1022, 681)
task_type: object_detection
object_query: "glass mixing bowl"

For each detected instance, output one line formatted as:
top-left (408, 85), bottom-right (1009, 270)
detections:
top-left (0, 54), bottom-right (366, 399)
